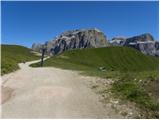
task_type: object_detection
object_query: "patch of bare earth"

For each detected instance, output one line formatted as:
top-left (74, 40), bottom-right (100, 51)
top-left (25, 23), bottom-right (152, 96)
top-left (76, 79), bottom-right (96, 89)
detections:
top-left (1, 86), bottom-right (14, 104)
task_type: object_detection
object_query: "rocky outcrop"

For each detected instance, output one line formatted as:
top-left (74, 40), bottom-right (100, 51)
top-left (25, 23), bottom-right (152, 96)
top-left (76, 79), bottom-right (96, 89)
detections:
top-left (32, 28), bottom-right (109, 55)
top-left (110, 33), bottom-right (159, 56)
top-left (110, 37), bottom-right (126, 46)
top-left (32, 43), bottom-right (42, 53)
top-left (124, 33), bottom-right (154, 46)
top-left (127, 41), bottom-right (159, 56)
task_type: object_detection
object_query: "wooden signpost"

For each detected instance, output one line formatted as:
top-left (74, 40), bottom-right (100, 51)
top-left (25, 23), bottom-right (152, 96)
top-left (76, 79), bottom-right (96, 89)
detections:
top-left (40, 45), bottom-right (47, 67)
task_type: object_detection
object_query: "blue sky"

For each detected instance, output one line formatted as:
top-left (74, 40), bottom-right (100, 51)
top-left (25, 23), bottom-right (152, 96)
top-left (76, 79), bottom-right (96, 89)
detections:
top-left (1, 1), bottom-right (159, 48)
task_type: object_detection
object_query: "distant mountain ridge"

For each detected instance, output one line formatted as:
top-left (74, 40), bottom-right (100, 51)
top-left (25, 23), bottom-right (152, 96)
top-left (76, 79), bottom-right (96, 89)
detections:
top-left (32, 28), bottom-right (109, 55)
top-left (32, 28), bottom-right (159, 56)
top-left (110, 33), bottom-right (159, 56)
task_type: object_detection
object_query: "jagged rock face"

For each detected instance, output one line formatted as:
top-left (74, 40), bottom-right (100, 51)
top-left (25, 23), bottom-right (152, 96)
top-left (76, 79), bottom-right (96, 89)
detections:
top-left (110, 37), bottom-right (126, 46)
top-left (32, 43), bottom-right (42, 53)
top-left (32, 28), bottom-right (109, 55)
top-left (110, 33), bottom-right (159, 56)
top-left (127, 41), bottom-right (159, 56)
top-left (124, 33), bottom-right (154, 46)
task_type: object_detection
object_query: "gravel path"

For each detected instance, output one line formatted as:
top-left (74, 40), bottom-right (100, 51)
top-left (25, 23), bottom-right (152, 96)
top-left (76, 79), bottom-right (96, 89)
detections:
top-left (1, 58), bottom-right (123, 118)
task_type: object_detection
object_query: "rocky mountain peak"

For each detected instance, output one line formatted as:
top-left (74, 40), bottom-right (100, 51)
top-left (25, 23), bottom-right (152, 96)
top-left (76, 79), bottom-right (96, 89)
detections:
top-left (125, 33), bottom-right (154, 45)
top-left (32, 28), bottom-right (109, 55)
top-left (110, 33), bottom-right (158, 56)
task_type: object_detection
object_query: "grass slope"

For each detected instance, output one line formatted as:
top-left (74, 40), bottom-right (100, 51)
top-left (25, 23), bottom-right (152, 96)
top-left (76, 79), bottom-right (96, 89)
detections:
top-left (1, 44), bottom-right (40, 75)
top-left (31, 46), bottom-right (159, 118)
top-left (31, 46), bottom-right (158, 72)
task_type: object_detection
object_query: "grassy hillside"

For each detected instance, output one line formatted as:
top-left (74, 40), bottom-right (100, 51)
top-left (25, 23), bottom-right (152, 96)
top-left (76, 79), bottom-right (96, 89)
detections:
top-left (1, 44), bottom-right (40, 75)
top-left (31, 46), bottom-right (158, 72)
top-left (31, 46), bottom-right (159, 118)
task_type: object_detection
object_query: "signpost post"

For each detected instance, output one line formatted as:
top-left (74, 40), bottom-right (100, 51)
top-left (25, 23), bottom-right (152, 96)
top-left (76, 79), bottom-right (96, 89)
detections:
top-left (40, 45), bottom-right (47, 67)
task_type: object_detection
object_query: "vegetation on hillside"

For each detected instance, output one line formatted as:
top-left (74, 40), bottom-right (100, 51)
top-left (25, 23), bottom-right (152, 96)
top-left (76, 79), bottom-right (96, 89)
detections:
top-left (31, 46), bottom-right (158, 71)
top-left (111, 71), bottom-right (158, 118)
top-left (1, 44), bottom-right (40, 75)
top-left (31, 46), bottom-right (159, 118)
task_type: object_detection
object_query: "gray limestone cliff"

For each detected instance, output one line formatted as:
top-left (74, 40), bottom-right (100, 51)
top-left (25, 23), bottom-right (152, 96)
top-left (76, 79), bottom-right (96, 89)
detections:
top-left (110, 33), bottom-right (158, 56)
top-left (32, 28), bottom-right (109, 55)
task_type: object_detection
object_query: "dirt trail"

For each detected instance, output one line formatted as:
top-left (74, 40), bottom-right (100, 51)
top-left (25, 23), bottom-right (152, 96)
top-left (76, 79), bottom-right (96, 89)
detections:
top-left (1, 58), bottom-right (123, 118)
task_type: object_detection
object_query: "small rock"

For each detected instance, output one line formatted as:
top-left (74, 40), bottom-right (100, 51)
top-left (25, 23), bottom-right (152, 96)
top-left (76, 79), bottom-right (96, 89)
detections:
top-left (99, 66), bottom-right (106, 71)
